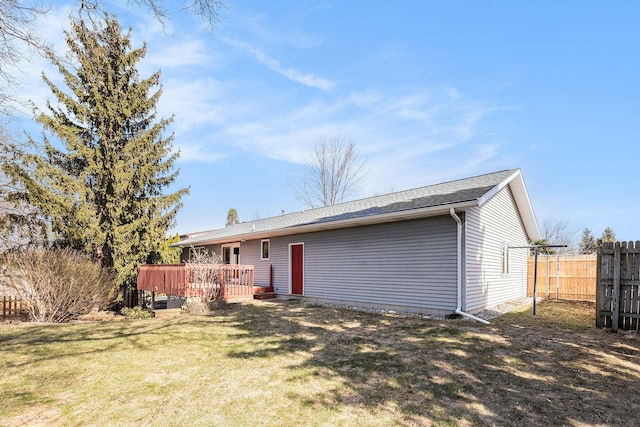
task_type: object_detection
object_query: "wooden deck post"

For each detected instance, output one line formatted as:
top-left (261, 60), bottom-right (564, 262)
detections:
top-left (220, 266), bottom-right (226, 300)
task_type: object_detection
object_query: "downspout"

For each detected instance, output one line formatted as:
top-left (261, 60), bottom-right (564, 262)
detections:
top-left (450, 208), bottom-right (490, 325)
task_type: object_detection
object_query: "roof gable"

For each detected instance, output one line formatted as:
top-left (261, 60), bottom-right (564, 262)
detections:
top-left (178, 169), bottom-right (540, 246)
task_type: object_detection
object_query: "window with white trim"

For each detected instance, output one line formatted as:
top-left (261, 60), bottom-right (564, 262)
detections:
top-left (261, 239), bottom-right (270, 260)
top-left (501, 242), bottom-right (510, 275)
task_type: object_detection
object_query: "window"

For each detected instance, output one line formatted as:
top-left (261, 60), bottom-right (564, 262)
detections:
top-left (261, 239), bottom-right (270, 260)
top-left (501, 242), bottom-right (510, 275)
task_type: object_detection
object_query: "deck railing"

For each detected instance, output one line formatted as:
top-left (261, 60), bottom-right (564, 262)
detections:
top-left (137, 264), bottom-right (255, 302)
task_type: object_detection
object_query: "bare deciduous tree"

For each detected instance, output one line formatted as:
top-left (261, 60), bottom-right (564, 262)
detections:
top-left (0, 120), bottom-right (47, 250)
top-left (0, 1), bottom-right (51, 113)
top-left (538, 217), bottom-right (578, 254)
top-left (78, 0), bottom-right (227, 31)
top-left (248, 209), bottom-right (261, 221)
top-left (0, 0), bottom-right (226, 112)
top-left (294, 135), bottom-right (367, 208)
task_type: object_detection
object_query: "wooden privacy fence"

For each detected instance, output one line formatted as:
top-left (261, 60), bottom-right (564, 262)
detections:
top-left (1, 295), bottom-right (26, 320)
top-left (527, 255), bottom-right (597, 301)
top-left (137, 264), bottom-right (255, 302)
top-left (121, 289), bottom-right (147, 308)
top-left (596, 241), bottom-right (640, 331)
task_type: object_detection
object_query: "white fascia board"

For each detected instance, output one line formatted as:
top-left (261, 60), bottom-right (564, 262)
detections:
top-left (477, 170), bottom-right (521, 207)
top-left (513, 175), bottom-right (541, 241)
top-left (176, 200), bottom-right (478, 247)
top-left (478, 169), bottom-right (541, 242)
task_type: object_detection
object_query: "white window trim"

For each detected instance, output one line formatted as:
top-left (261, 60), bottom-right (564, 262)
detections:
top-left (261, 239), bottom-right (270, 260)
top-left (221, 242), bottom-right (241, 265)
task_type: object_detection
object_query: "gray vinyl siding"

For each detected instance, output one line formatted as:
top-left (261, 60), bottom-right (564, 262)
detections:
top-left (239, 236), bottom-right (291, 288)
top-left (243, 216), bottom-right (458, 312)
top-left (465, 186), bottom-right (529, 313)
top-left (240, 239), bottom-right (273, 287)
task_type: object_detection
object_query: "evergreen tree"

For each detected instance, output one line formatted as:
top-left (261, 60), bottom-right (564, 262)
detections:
top-left (578, 228), bottom-right (597, 254)
top-left (226, 208), bottom-right (238, 226)
top-left (531, 239), bottom-right (556, 255)
top-left (8, 15), bottom-right (188, 289)
top-left (158, 233), bottom-right (182, 264)
top-left (599, 227), bottom-right (616, 245)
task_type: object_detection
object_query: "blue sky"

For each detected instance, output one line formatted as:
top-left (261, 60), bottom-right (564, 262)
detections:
top-left (8, 1), bottom-right (640, 244)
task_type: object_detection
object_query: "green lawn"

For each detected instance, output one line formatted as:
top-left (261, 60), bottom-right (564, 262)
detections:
top-left (1, 300), bottom-right (638, 426)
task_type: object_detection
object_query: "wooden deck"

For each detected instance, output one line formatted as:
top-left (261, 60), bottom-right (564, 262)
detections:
top-left (137, 264), bottom-right (255, 302)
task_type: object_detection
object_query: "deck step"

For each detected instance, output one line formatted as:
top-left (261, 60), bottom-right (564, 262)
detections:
top-left (254, 292), bottom-right (277, 300)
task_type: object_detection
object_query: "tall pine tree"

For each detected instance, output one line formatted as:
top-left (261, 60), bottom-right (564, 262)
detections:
top-left (578, 228), bottom-right (597, 254)
top-left (9, 15), bottom-right (188, 289)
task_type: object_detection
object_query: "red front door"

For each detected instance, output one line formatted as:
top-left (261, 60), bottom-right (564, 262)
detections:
top-left (291, 244), bottom-right (303, 295)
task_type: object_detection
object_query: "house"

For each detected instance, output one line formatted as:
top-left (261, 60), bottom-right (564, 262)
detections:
top-left (173, 169), bottom-right (540, 319)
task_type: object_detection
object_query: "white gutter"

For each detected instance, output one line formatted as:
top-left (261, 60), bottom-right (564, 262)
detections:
top-left (449, 208), bottom-right (490, 325)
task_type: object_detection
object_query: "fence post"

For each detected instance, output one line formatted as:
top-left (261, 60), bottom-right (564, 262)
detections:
top-left (556, 254), bottom-right (560, 301)
top-left (545, 256), bottom-right (550, 298)
top-left (612, 242), bottom-right (621, 332)
top-left (533, 246), bottom-right (539, 315)
top-left (596, 246), bottom-right (603, 327)
top-left (628, 240), bottom-right (640, 331)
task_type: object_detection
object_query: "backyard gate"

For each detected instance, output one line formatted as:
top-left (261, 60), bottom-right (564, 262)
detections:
top-left (596, 241), bottom-right (640, 331)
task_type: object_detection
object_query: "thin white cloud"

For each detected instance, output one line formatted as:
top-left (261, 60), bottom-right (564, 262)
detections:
top-left (241, 7), bottom-right (327, 49)
top-left (142, 38), bottom-right (219, 70)
top-left (174, 143), bottom-right (229, 163)
top-left (158, 77), bottom-right (227, 128)
top-left (200, 84), bottom-right (502, 178)
top-left (224, 38), bottom-right (336, 91)
top-left (178, 74), bottom-right (521, 205)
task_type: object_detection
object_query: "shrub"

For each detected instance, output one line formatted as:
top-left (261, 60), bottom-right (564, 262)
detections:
top-left (121, 306), bottom-right (153, 319)
top-left (2, 248), bottom-right (115, 323)
top-left (185, 246), bottom-right (224, 304)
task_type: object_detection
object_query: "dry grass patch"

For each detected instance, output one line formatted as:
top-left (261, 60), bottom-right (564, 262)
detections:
top-left (1, 300), bottom-right (638, 426)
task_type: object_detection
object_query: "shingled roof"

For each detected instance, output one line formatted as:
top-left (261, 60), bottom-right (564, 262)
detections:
top-left (177, 169), bottom-right (540, 246)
